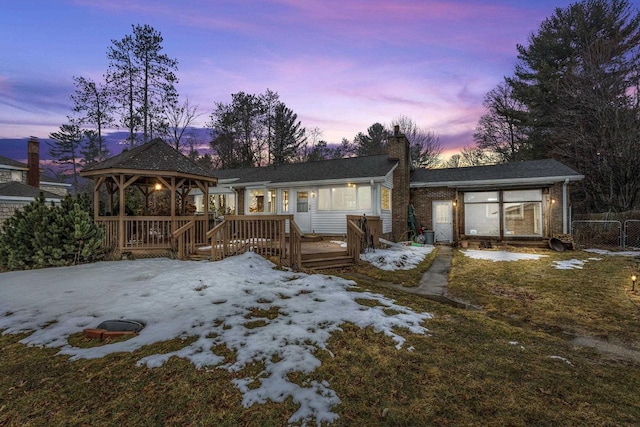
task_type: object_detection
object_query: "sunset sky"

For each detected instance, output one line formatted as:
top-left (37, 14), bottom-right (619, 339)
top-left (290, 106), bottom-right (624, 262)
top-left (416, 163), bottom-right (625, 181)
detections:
top-left (2, 0), bottom-right (638, 159)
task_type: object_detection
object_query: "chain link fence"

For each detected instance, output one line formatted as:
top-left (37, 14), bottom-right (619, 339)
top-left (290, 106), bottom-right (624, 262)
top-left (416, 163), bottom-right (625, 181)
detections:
top-left (571, 220), bottom-right (622, 249)
top-left (624, 220), bottom-right (640, 249)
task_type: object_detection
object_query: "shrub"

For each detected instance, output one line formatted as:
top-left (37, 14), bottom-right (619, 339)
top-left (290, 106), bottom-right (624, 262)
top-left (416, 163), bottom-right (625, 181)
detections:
top-left (0, 193), bottom-right (104, 270)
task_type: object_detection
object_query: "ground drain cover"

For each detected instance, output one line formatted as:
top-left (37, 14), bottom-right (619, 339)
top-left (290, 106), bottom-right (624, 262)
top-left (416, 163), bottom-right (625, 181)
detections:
top-left (82, 319), bottom-right (145, 340)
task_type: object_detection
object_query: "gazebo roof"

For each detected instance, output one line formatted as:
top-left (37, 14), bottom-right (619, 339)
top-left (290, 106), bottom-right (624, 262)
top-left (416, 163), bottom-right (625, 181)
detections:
top-left (80, 138), bottom-right (217, 182)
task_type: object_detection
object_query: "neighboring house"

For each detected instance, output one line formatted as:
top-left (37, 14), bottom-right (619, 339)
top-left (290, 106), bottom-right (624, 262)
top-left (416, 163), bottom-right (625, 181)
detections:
top-left (0, 139), bottom-right (70, 226)
top-left (197, 127), bottom-right (583, 244)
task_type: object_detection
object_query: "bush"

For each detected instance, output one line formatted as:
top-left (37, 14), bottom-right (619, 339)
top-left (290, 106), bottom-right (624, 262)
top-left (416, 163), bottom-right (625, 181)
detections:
top-left (0, 193), bottom-right (104, 270)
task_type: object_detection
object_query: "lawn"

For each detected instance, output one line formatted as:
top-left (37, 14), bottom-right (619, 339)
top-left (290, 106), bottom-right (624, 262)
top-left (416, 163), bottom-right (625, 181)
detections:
top-left (1, 246), bottom-right (640, 426)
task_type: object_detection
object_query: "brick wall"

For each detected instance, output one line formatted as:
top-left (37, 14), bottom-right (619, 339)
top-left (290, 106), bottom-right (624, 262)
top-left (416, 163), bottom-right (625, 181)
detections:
top-left (387, 128), bottom-right (411, 240)
top-left (410, 187), bottom-right (456, 229)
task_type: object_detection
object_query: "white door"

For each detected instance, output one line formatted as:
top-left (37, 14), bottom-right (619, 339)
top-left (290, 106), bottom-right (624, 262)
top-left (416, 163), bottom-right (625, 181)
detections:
top-left (294, 190), bottom-right (311, 233)
top-left (433, 200), bottom-right (453, 243)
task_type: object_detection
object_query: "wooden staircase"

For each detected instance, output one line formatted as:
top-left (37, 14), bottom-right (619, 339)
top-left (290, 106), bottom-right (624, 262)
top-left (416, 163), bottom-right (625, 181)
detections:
top-left (301, 249), bottom-right (355, 270)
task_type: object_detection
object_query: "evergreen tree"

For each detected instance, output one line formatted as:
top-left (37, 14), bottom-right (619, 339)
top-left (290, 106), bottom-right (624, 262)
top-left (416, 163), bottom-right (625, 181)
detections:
top-left (72, 76), bottom-right (114, 161)
top-left (353, 123), bottom-right (388, 156)
top-left (107, 24), bottom-right (178, 147)
top-left (49, 120), bottom-right (84, 190)
top-left (508, 0), bottom-right (640, 211)
top-left (0, 194), bottom-right (104, 270)
top-left (272, 103), bottom-right (306, 165)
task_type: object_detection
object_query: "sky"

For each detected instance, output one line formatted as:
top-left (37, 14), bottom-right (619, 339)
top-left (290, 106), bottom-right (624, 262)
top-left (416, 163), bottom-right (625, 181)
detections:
top-left (2, 0), bottom-right (639, 160)
top-left (2, 243), bottom-right (618, 423)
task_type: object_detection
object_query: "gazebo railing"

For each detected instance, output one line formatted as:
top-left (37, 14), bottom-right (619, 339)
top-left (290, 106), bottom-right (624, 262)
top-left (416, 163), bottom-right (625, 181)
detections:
top-left (95, 215), bottom-right (212, 256)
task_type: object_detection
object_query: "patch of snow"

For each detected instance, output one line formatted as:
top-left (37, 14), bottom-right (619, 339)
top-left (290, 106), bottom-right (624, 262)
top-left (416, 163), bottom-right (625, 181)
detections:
top-left (553, 257), bottom-right (602, 270)
top-left (584, 249), bottom-right (640, 257)
top-left (553, 259), bottom-right (586, 270)
top-left (462, 250), bottom-right (548, 262)
top-left (548, 355), bottom-right (574, 366)
top-left (0, 252), bottom-right (431, 425)
top-left (360, 244), bottom-right (434, 270)
top-left (329, 240), bottom-right (347, 248)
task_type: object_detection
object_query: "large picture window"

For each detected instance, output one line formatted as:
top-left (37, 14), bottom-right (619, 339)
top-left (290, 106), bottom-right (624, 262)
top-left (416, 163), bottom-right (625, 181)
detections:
top-left (317, 185), bottom-right (371, 211)
top-left (195, 193), bottom-right (236, 215)
top-left (503, 190), bottom-right (542, 237)
top-left (464, 192), bottom-right (499, 236)
top-left (463, 190), bottom-right (543, 237)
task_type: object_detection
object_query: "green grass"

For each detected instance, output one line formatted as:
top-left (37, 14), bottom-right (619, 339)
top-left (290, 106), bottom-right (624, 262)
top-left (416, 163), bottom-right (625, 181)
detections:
top-left (1, 248), bottom-right (640, 426)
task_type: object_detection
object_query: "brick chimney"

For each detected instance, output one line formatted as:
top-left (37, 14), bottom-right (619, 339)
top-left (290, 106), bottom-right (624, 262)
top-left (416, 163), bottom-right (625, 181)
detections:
top-left (387, 125), bottom-right (411, 240)
top-left (27, 136), bottom-right (40, 188)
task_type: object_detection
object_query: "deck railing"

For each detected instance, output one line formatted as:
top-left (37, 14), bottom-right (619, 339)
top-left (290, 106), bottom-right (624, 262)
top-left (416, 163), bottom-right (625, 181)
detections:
top-left (289, 219), bottom-right (303, 270)
top-left (346, 219), bottom-right (363, 263)
top-left (94, 215), bottom-right (213, 256)
top-left (206, 215), bottom-right (301, 268)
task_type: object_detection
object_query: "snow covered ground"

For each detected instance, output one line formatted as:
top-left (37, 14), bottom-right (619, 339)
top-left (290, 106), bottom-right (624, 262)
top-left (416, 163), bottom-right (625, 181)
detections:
top-left (0, 251), bottom-right (431, 425)
top-left (461, 249), bottom-right (548, 262)
top-left (461, 248), bottom-right (639, 270)
top-left (360, 241), bottom-right (435, 270)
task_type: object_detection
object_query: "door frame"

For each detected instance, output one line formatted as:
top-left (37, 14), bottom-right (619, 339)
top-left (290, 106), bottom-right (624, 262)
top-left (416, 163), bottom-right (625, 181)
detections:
top-left (432, 200), bottom-right (453, 243)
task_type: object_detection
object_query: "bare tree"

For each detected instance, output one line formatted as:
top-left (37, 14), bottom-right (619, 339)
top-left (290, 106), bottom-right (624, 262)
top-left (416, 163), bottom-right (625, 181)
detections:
top-left (164, 96), bottom-right (201, 151)
top-left (391, 116), bottom-right (442, 168)
top-left (473, 81), bottom-right (529, 162)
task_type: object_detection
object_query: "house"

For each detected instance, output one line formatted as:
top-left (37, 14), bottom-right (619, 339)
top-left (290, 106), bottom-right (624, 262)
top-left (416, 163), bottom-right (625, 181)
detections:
top-left (0, 138), bottom-right (70, 226)
top-left (410, 159), bottom-right (584, 245)
top-left (198, 126), bottom-right (583, 245)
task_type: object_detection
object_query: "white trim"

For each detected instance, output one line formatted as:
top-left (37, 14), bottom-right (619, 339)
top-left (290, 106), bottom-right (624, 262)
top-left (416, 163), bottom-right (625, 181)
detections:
top-left (410, 175), bottom-right (584, 188)
top-left (0, 196), bottom-right (62, 202)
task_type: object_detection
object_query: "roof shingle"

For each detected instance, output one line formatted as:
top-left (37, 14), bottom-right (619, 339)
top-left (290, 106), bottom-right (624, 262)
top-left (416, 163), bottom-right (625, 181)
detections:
top-left (214, 155), bottom-right (397, 185)
top-left (411, 159), bottom-right (583, 186)
top-left (81, 138), bottom-right (215, 178)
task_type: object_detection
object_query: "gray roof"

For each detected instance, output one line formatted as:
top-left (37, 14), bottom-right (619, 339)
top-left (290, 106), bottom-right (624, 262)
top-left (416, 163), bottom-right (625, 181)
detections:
top-left (411, 159), bottom-right (583, 187)
top-left (0, 181), bottom-right (63, 199)
top-left (81, 138), bottom-right (216, 178)
top-left (0, 155), bottom-right (28, 169)
top-left (214, 155), bottom-right (398, 186)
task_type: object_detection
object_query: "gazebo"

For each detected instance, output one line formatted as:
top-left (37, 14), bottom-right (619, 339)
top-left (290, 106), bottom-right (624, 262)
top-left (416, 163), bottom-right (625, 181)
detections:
top-left (80, 138), bottom-right (218, 259)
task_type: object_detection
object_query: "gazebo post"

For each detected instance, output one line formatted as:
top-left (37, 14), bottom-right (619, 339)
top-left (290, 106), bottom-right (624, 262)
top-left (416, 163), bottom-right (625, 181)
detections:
top-left (118, 175), bottom-right (126, 253)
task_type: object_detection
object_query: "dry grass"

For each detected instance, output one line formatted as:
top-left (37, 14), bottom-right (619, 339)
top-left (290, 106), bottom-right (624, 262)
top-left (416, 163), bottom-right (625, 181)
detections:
top-left (2, 248), bottom-right (640, 426)
top-left (448, 248), bottom-right (640, 344)
top-left (334, 246), bottom-right (439, 287)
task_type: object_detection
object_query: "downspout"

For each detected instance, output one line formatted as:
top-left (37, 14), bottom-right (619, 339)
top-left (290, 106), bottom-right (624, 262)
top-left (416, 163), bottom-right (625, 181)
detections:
top-left (562, 178), bottom-right (569, 234)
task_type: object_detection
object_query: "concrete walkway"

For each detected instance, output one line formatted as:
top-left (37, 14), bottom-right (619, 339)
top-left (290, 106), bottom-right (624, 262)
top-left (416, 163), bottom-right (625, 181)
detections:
top-left (359, 245), bottom-right (478, 309)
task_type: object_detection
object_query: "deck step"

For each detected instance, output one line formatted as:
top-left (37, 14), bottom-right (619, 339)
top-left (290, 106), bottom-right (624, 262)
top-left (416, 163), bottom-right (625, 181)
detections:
top-left (302, 255), bottom-right (355, 270)
top-left (301, 250), bottom-right (348, 261)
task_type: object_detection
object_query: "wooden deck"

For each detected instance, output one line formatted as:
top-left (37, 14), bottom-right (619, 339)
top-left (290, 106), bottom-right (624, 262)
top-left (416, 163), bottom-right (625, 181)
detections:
top-left (95, 214), bottom-right (366, 271)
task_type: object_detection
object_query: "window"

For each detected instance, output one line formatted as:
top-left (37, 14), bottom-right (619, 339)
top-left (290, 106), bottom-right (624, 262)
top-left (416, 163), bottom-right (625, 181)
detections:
top-left (464, 191), bottom-right (499, 236)
top-left (282, 190), bottom-right (289, 212)
top-left (267, 189), bottom-right (277, 213)
top-left (463, 190), bottom-right (543, 237)
top-left (381, 187), bottom-right (391, 211)
top-left (195, 193), bottom-right (235, 215)
top-left (317, 185), bottom-right (371, 211)
top-left (357, 186), bottom-right (371, 209)
top-left (332, 186), bottom-right (356, 210)
top-left (249, 189), bottom-right (265, 213)
top-left (10, 170), bottom-right (22, 182)
top-left (503, 190), bottom-right (542, 237)
top-left (297, 191), bottom-right (309, 213)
